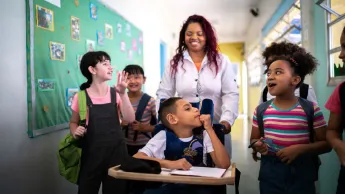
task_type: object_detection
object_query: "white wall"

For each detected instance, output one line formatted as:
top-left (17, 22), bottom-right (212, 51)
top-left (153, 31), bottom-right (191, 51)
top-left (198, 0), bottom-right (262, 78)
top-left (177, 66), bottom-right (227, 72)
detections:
top-left (102, 0), bottom-right (176, 96)
top-left (244, 0), bottom-right (282, 55)
top-left (0, 1), bottom-right (78, 193)
top-left (0, 0), bottom-right (175, 193)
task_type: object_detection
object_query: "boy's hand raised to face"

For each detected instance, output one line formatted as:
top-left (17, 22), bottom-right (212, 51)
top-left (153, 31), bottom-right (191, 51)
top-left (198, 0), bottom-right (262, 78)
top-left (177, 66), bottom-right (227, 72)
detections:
top-left (200, 114), bottom-right (212, 130)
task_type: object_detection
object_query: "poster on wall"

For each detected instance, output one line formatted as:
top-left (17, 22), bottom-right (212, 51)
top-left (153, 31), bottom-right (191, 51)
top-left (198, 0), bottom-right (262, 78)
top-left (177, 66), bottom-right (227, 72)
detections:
top-left (86, 39), bottom-right (96, 52)
top-left (49, 41), bottom-right (65, 61)
top-left (105, 23), bottom-right (113, 39)
top-left (90, 2), bottom-right (98, 20)
top-left (71, 16), bottom-right (80, 41)
top-left (37, 79), bottom-right (55, 91)
top-left (66, 88), bottom-right (79, 107)
top-left (97, 30), bottom-right (104, 46)
top-left (27, 0), bottom-right (144, 137)
top-left (36, 5), bottom-right (54, 31)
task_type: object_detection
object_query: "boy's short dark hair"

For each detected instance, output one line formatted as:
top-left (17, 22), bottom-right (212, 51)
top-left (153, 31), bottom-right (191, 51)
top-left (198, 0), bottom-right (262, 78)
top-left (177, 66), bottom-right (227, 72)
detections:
top-left (158, 97), bottom-right (182, 127)
top-left (124, 64), bottom-right (145, 77)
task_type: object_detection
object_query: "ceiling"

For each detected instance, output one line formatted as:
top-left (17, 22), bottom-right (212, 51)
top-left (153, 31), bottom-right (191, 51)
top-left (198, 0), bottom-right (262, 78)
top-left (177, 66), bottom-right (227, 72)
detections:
top-left (155, 0), bottom-right (262, 42)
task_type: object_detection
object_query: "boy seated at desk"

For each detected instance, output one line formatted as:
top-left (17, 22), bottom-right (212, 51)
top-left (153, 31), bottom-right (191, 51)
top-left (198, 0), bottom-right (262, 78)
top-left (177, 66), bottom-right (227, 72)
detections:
top-left (133, 97), bottom-right (230, 194)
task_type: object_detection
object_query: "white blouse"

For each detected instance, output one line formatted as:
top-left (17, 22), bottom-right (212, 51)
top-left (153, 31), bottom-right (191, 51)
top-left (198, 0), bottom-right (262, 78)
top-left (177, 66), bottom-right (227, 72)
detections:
top-left (156, 51), bottom-right (239, 126)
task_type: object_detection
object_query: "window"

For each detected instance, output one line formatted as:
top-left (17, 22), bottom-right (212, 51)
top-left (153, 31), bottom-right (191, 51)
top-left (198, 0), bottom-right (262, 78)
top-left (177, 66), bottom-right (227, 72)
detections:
top-left (263, 0), bottom-right (302, 47)
top-left (317, 0), bottom-right (345, 85)
top-left (246, 46), bottom-right (263, 86)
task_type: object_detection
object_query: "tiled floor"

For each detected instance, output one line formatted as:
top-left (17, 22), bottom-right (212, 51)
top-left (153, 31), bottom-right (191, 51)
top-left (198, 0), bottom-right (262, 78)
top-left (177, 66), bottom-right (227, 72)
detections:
top-left (227, 119), bottom-right (260, 194)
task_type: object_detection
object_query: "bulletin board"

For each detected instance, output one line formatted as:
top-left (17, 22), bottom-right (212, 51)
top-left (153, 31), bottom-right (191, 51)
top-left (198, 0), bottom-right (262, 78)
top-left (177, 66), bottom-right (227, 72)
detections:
top-left (26, 0), bottom-right (144, 137)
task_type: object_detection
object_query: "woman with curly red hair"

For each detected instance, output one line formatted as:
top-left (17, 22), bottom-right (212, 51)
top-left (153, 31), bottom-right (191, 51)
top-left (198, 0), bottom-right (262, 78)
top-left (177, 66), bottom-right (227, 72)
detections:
top-left (156, 14), bottom-right (239, 160)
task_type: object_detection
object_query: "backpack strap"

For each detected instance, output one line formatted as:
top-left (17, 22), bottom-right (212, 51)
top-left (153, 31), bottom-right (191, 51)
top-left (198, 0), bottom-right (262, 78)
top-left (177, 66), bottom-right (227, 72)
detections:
top-left (78, 90), bottom-right (87, 128)
top-left (299, 83), bottom-right (309, 100)
top-left (339, 82), bottom-right (345, 129)
top-left (132, 93), bottom-right (153, 141)
top-left (256, 99), bottom-right (273, 137)
top-left (298, 97), bottom-right (314, 142)
top-left (262, 86), bottom-right (268, 102)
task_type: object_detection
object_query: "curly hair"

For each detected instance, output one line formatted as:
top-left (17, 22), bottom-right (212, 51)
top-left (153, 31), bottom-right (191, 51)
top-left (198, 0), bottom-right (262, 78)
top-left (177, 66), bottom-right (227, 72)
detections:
top-left (267, 51), bottom-right (319, 88)
top-left (170, 15), bottom-right (220, 77)
top-left (262, 41), bottom-right (307, 65)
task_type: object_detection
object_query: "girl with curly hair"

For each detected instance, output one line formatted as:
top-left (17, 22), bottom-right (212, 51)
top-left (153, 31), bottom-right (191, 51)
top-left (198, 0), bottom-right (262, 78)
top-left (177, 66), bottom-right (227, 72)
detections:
top-left (249, 45), bottom-right (331, 194)
top-left (156, 15), bottom-right (239, 161)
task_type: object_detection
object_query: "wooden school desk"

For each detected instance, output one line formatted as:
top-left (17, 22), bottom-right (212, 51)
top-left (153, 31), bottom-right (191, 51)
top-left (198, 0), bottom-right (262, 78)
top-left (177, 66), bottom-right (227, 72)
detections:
top-left (109, 163), bottom-right (239, 191)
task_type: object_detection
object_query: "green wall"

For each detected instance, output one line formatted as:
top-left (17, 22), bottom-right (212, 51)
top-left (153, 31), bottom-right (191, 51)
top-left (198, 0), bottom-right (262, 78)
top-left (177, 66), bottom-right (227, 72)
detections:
top-left (312, 1), bottom-right (340, 193)
top-left (27, 0), bottom-right (143, 137)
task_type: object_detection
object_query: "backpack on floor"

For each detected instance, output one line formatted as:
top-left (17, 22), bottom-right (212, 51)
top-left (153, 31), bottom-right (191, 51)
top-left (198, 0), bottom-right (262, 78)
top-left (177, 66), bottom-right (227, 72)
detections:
top-left (262, 83), bottom-right (309, 102)
top-left (57, 90), bottom-right (87, 184)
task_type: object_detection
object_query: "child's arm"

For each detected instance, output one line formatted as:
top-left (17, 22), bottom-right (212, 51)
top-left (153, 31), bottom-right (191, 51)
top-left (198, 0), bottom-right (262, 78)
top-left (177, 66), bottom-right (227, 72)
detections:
top-left (200, 115), bottom-right (230, 169)
top-left (134, 152), bottom-right (192, 170)
top-left (132, 130), bottom-right (192, 170)
top-left (249, 108), bottom-right (268, 156)
top-left (69, 94), bottom-right (86, 139)
top-left (115, 71), bottom-right (135, 123)
top-left (118, 93), bottom-right (135, 122)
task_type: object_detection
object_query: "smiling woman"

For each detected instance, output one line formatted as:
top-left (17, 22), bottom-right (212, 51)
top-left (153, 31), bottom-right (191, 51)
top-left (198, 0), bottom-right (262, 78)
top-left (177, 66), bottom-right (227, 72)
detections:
top-left (156, 14), bottom-right (239, 162)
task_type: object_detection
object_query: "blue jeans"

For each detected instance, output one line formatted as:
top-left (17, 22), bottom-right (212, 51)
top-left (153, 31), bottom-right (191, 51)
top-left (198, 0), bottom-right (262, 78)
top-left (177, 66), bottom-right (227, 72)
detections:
top-left (259, 155), bottom-right (316, 194)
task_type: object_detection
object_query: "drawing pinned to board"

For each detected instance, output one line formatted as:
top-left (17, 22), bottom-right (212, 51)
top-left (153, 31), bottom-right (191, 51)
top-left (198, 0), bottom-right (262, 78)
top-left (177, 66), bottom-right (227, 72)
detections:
top-left (120, 41), bottom-right (126, 52)
top-left (128, 50), bottom-right (133, 60)
top-left (138, 48), bottom-right (142, 55)
top-left (90, 2), bottom-right (98, 20)
top-left (126, 24), bottom-right (131, 36)
top-left (132, 39), bottom-right (137, 51)
top-left (117, 23), bottom-right (122, 33)
top-left (77, 54), bottom-right (83, 67)
top-left (49, 41), bottom-right (65, 61)
top-left (71, 16), bottom-right (80, 41)
top-left (38, 79), bottom-right (55, 91)
top-left (105, 24), bottom-right (113, 39)
top-left (86, 39), bottom-right (96, 52)
top-left (66, 88), bottom-right (79, 107)
top-left (36, 5), bottom-right (54, 31)
top-left (97, 30), bottom-right (104, 46)
top-left (74, 0), bottom-right (79, 6)
top-left (139, 33), bottom-right (143, 43)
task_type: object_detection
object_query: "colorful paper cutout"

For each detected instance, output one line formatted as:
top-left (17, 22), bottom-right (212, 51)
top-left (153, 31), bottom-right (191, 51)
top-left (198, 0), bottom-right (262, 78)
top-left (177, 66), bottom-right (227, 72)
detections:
top-left (90, 2), bottom-right (98, 20)
top-left (105, 23), bottom-right (113, 39)
top-left (126, 23), bottom-right (131, 36)
top-left (86, 39), bottom-right (96, 52)
top-left (97, 30), bottom-right (104, 46)
top-left (128, 50), bottom-right (133, 60)
top-left (66, 88), bottom-right (79, 107)
top-left (120, 41), bottom-right (126, 51)
top-left (77, 54), bottom-right (83, 67)
top-left (132, 39), bottom-right (137, 51)
top-left (71, 16), bottom-right (80, 41)
top-left (117, 23), bottom-right (122, 33)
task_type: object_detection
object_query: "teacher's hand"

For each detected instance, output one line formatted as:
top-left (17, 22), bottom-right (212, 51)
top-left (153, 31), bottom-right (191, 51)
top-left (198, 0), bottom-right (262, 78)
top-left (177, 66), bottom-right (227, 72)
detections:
top-left (220, 121), bottom-right (231, 134)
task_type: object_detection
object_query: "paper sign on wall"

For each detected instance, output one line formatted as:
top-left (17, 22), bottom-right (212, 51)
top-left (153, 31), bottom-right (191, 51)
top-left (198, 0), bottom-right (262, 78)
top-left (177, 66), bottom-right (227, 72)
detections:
top-left (45, 0), bottom-right (61, 8)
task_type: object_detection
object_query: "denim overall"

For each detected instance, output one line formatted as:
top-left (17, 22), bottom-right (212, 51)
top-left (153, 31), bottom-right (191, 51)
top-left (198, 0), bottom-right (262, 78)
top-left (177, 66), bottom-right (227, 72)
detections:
top-left (78, 88), bottom-right (128, 194)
